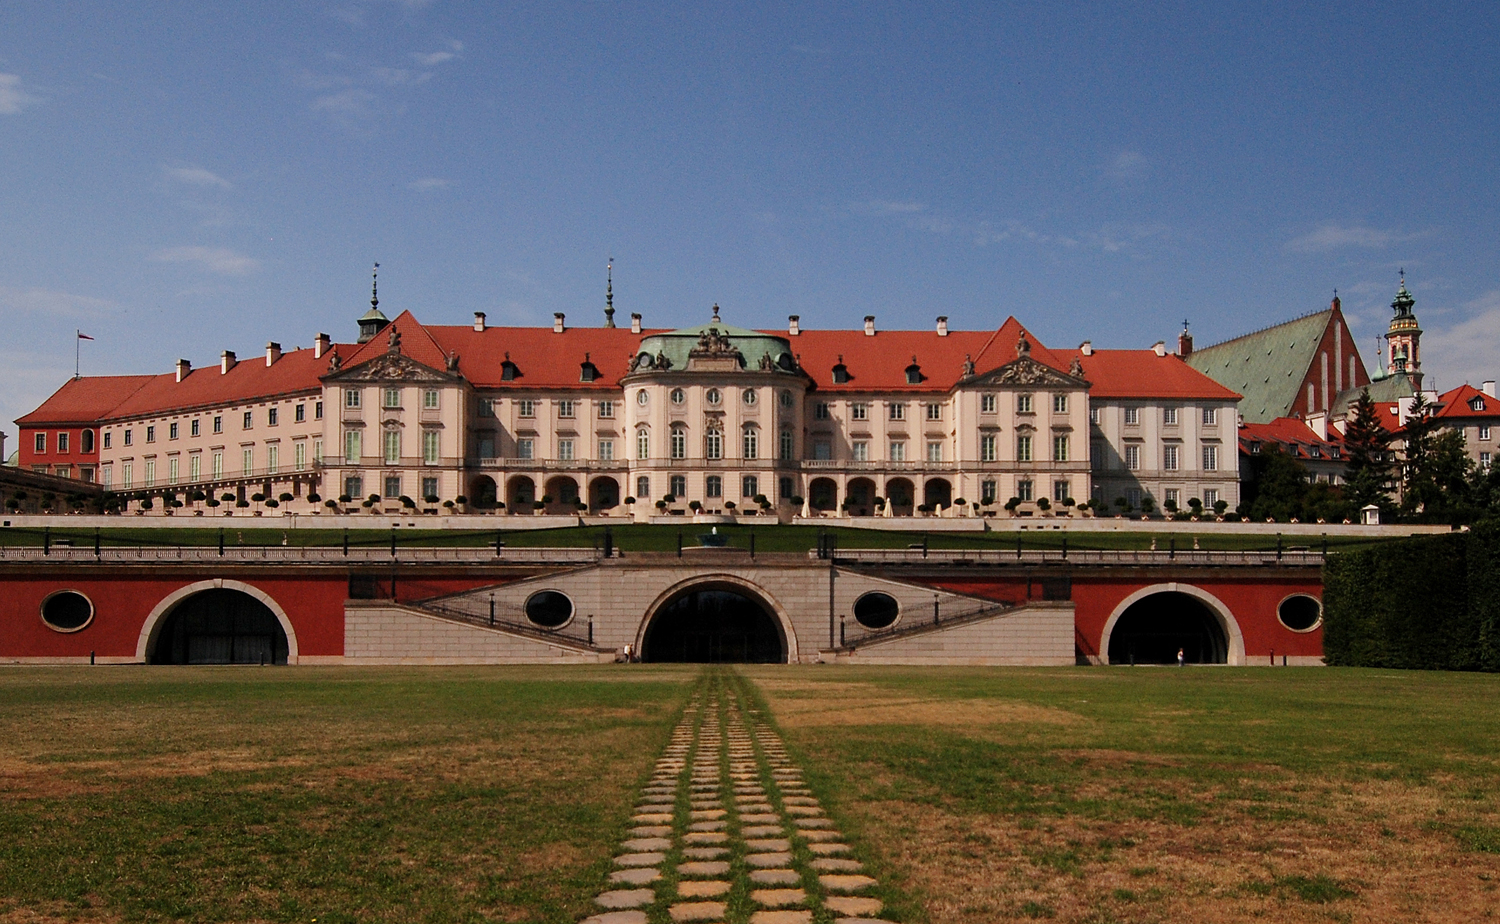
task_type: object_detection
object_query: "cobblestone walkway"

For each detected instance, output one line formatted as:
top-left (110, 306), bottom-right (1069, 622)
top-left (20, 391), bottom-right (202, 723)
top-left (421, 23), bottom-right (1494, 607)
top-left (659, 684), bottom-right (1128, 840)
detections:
top-left (583, 675), bottom-right (894, 924)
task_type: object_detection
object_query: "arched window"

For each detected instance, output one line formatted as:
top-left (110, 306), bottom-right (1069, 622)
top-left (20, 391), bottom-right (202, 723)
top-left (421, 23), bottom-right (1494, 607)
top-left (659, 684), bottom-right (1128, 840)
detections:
top-left (636, 428), bottom-right (650, 460)
top-left (81, 430), bottom-right (95, 453)
top-left (780, 429), bottom-right (794, 460)
top-left (671, 427), bottom-right (687, 460)
top-left (742, 426), bottom-right (758, 460)
top-left (705, 428), bottom-right (722, 460)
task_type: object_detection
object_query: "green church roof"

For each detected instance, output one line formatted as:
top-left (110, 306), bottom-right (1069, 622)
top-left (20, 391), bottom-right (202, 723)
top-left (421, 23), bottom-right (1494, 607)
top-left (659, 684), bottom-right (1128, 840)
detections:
top-left (1185, 310), bottom-right (1333, 424)
top-left (633, 310), bottom-right (795, 373)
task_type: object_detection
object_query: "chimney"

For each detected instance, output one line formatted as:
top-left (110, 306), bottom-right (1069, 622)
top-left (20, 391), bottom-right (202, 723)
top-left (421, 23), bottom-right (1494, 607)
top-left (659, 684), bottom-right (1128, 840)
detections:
top-left (175, 359), bottom-right (191, 382)
top-left (220, 350), bottom-right (237, 374)
top-left (864, 315), bottom-right (876, 337)
top-left (1152, 341), bottom-right (1167, 357)
top-left (313, 333), bottom-right (330, 359)
top-left (1079, 341), bottom-right (1093, 356)
top-left (936, 316), bottom-right (949, 337)
top-left (631, 313), bottom-right (642, 334)
top-left (553, 312), bottom-right (565, 333)
top-left (1307, 412), bottom-right (1328, 441)
top-left (265, 342), bottom-right (282, 367)
top-left (473, 312), bottom-right (486, 332)
top-left (1178, 322), bottom-right (1193, 357)
top-left (1484, 381), bottom-right (1496, 399)
top-left (788, 315), bottom-right (800, 336)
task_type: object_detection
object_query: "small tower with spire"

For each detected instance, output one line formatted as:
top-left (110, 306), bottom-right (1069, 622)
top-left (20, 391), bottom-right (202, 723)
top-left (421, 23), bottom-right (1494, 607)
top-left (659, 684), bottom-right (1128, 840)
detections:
top-left (1177, 319), bottom-right (1193, 357)
top-left (1386, 270), bottom-right (1422, 386)
top-left (603, 258), bottom-right (616, 328)
top-left (357, 262), bottom-right (390, 344)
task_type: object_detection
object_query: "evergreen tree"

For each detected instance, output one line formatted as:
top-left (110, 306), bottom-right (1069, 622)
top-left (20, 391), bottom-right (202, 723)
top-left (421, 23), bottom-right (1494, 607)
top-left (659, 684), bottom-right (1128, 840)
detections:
top-left (1400, 391), bottom-right (1440, 518)
top-left (1341, 388), bottom-right (1393, 512)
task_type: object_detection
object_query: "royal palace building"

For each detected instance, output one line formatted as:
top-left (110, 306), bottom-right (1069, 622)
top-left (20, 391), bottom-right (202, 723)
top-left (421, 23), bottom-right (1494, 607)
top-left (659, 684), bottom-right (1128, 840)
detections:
top-left (16, 283), bottom-right (1245, 518)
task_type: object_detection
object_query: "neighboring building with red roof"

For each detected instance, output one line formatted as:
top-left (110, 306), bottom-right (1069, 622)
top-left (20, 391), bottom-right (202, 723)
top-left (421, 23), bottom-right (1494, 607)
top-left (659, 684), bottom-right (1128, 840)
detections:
top-left (14, 285), bottom-right (1245, 517)
top-left (1429, 382), bottom-right (1500, 471)
top-left (1238, 417), bottom-right (1348, 486)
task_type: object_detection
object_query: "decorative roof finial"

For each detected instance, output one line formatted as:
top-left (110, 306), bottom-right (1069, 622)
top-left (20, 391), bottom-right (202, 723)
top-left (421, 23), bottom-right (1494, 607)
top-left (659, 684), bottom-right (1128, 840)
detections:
top-left (604, 258), bottom-right (616, 328)
top-left (711, 303), bottom-right (721, 323)
top-left (371, 262), bottom-right (379, 310)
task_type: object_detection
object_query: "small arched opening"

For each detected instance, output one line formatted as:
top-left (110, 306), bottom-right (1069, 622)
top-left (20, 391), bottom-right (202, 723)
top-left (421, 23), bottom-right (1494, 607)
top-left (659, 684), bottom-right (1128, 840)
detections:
top-left (886, 477), bottom-right (915, 516)
top-left (148, 588), bottom-right (289, 665)
top-left (506, 476), bottom-right (536, 513)
top-left (924, 478), bottom-right (953, 511)
top-left (589, 476), bottom-right (620, 513)
top-left (1107, 591), bottom-right (1229, 665)
top-left (808, 477), bottom-right (838, 513)
top-left (641, 583), bottom-right (787, 663)
top-left (544, 476), bottom-right (581, 515)
top-left (845, 477), bottom-right (876, 517)
top-left (469, 475), bottom-right (498, 510)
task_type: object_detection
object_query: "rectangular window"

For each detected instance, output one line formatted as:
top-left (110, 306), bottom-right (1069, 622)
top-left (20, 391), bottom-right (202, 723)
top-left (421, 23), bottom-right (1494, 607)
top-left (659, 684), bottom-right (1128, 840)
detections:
top-left (636, 476), bottom-right (650, 499)
top-left (477, 435), bottom-right (494, 459)
top-left (344, 430), bottom-right (361, 463)
top-left (780, 430), bottom-right (794, 460)
top-left (383, 388), bottom-right (401, 408)
top-left (295, 441), bottom-right (307, 471)
top-left (598, 400), bottom-right (615, 418)
top-left (981, 434), bottom-right (997, 462)
top-left (102, 464), bottom-right (112, 488)
top-left (852, 440), bottom-right (869, 462)
top-left (780, 476), bottom-right (795, 500)
top-left (1017, 394), bottom-right (1033, 414)
top-left (1054, 480), bottom-right (1070, 503)
top-left (168, 457), bottom-right (180, 485)
top-left (1204, 489), bottom-right (1220, 507)
top-left (384, 476), bottom-right (400, 498)
top-left (671, 429), bottom-right (687, 460)
top-left (422, 477), bottom-right (438, 500)
top-left (705, 475), bottom-right (722, 498)
top-left (1016, 435), bottom-right (1032, 462)
top-left (34, 432), bottom-right (45, 453)
top-left (888, 440), bottom-right (905, 462)
top-left (124, 429), bottom-right (133, 446)
top-left (888, 403), bottom-right (905, 420)
top-left (743, 428), bottom-right (758, 460)
top-left (850, 403), bottom-right (868, 420)
top-left (344, 476), bottom-right (362, 500)
top-left (1053, 435), bottom-right (1068, 462)
top-left (636, 430), bottom-right (650, 460)
top-left (926, 403), bottom-right (942, 420)
top-left (598, 439), bottom-right (614, 460)
top-left (1203, 407), bottom-right (1218, 425)
top-left (166, 423), bottom-right (180, 441)
top-left (241, 449), bottom-right (252, 475)
top-left (423, 389), bottom-right (439, 410)
top-left (1483, 451), bottom-right (1493, 469)
top-left (1052, 394), bottom-right (1068, 414)
top-left (517, 438), bottom-right (534, 460)
top-left (981, 479), bottom-right (996, 504)
top-left (1089, 406), bottom-right (1100, 425)
top-left (122, 461), bottom-right (133, 489)
top-left (742, 475), bottom-right (758, 498)
top-left (242, 411), bottom-right (252, 430)
top-left (213, 416), bottom-right (222, 434)
top-left (212, 452), bottom-right (222, 478)
top-left (1124, 407), bottom-right (1140, 425)
top-left (981, 393), bottom-right (997, 414)
top-left (1163, 407), bottom-right (1178, 425)
top-left (670, 475), bottom-right (686, 498)
top-left (1126, 488), bottom-right (1142, 509)
top-left (267, 445), bottom-right (279, 474)
top-left (814, 440), bottom-right (833, 461)
top-left (1482, 426), bottom-right (1493, 441)
top-left (146, 425), bottom-right (156, 443)
top-left (815, 403), bottom-right (830, 420)
top-left (313, 439), bottom-right (322, 463)
top-left (422, 431), bottom-right (439, 464)
top-left (927, 441), bottom-right (943, 462)
top-left (1163, 444), bottom-right (1179, 471)
top-left (558, 399), bottom-right (575, 418)
top-left (103, 431), bottom-right (112, 450)
top-left (58, 431), bottom-right (71, 452)
top-left (1202, 444), bottom-right (1219, 471)
top-left (295, 403), bottom-right (306, 423)
top-left (1124, 444), bottom-right (1141, 470)
top-left (1165, 488), bottom-right (1179, 506)
top-left (144, 459), bottom-right (156, 486)
top-left (383, 430), bottom-right (400, 464)
top-left (518, 399), bottom-right (535, 418)
top-left (478, 398), bottom-right (495, 418)
top-left (314, 401), bottom-right (323, 420)
top-left (345, 389), bottom-right (361, 408)
top-left (557, 438), bottom-right (574, 461)
top-left (705, 429), bottom-right (722, 460)
top-left (1017, 479), bottom-right (1033, 502)
top-left (268, 407), bottom-right (280, 427)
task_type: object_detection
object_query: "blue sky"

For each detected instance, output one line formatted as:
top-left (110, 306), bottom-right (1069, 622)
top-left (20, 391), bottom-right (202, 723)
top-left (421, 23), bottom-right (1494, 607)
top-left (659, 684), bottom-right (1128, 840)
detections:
top-left (4, 2), bottom-right (1499, 449)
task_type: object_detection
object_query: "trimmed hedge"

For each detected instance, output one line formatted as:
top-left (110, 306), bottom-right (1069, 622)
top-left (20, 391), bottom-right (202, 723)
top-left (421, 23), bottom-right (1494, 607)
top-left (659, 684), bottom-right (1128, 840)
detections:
top-left (1323, 525), bottom-right (1499, 671)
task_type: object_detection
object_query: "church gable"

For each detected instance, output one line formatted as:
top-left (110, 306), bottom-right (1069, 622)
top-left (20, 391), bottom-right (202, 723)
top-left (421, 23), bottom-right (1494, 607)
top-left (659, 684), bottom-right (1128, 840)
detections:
top-left (323, 345), bottom-right (460, 385)
top-left (965, 353), bottom-right (1088, 389)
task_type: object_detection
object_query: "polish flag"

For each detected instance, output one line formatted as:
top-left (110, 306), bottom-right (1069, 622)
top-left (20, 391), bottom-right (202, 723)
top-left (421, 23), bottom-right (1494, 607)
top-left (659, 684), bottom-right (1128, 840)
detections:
top-left (77, 332), bottom-right (94, 340)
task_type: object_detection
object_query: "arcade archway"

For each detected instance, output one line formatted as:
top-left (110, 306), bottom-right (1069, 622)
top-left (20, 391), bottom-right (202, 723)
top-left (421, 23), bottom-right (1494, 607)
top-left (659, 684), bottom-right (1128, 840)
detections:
top-left (148, 588), bottom-right (290, 665)
top-left (1106, 591), bottom-right (1229, 665)
top-left (640, 582), bottom-right (788, 663)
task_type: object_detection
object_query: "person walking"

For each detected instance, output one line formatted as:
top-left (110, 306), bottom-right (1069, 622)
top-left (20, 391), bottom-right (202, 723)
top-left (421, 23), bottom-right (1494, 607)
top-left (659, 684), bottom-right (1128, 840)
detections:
top-left (1177, 647), bottom-right (1185, 667)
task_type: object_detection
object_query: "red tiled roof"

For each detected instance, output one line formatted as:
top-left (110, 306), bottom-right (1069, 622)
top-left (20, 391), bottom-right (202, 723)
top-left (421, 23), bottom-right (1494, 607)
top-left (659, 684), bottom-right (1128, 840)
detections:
top-left (105, 346), bottom-right (353, 421)
top-left (15, 375), bottom-right (156, 425)
top-left (1433, 384), bottom-right (1500, 420)
top-left (1238, 417), bottom-right (1344, 460)
top-left (1065, 349), bottom-right (1242, 401)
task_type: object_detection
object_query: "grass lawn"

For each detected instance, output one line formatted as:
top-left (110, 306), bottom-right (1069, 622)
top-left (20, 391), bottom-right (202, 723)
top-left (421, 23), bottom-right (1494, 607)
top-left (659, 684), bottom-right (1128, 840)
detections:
top-left (0, 666), bottom-right (697, 923)
top-left (741, 665), bottom-right (1500, 924)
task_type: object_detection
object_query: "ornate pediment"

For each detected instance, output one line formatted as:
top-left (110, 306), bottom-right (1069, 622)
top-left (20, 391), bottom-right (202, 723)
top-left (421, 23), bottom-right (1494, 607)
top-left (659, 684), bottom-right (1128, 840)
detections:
top-left (323, 350), bottom-right (459, 384)
top-left (966, 355), bottom-right (1088, 389)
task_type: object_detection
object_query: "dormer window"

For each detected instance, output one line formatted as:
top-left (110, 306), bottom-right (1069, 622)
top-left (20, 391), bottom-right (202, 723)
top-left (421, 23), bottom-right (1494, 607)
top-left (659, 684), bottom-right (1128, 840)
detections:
top-left (831, 355), bottom-right (849, 384)
top-left (1309, 446), bottom-right (1321, 458)
top-left (1249, 441), bottom-right (1262, 454)
top-left (579, 354), bottom-right (600, 383)
top-left (904, 357), bottom-right (923, 385)
top-left (501, 353), bottom-right (520, 381)
top-left (1472, 397), bottom-right (1487, 412)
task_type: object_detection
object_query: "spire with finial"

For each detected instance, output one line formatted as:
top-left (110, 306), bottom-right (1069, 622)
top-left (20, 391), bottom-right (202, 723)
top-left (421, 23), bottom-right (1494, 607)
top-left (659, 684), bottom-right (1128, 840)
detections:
top-left (371, 262), bottom-right (379, 310)
top-left (711, 303), bottom-right (721, 323)
top-left (356, 261), bottom-right (390, 344)
top-left (603, 258), bottom-right (616, 328)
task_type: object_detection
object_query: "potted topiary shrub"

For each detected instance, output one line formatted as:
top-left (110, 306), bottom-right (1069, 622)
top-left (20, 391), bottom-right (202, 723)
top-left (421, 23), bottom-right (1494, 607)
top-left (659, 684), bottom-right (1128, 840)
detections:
top-left (1004, 496), bottom-right (1021, 516)
top-left (1036, 496), bottom-right (1051, 514)
top-left (689, 500), bottom-right (702, 513)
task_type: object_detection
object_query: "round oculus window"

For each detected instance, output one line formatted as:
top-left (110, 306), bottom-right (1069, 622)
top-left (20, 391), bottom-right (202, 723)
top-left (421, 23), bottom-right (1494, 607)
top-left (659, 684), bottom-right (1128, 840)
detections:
top-left (41, 590), bottom-right (94, 633)
top-left (636, 389), bottom-right (649, 406)
top-left (1277, 594), bottom-right (1322, 632)
top-left (670, 388), bottom-right (686, 405)
top-left (853, 592), bottom-right (900, 629)
top-left (743, 388), bottom-right (757, 406)
top-left (779, 390), bottom-right (793, 407)
top-left (705, 388), bottom-right (722, 406)
top-left (524, 590), bottom-right (574, 628)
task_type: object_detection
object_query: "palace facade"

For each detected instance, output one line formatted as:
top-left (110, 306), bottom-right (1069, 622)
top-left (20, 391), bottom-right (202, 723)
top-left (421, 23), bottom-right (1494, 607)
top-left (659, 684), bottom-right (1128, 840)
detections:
top-left (17, 291), bottom-right (1245, 518)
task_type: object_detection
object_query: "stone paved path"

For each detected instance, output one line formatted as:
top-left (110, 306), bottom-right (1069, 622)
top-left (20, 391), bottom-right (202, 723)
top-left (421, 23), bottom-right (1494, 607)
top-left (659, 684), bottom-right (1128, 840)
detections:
top-left (582, 675), bottom-right (895, 924)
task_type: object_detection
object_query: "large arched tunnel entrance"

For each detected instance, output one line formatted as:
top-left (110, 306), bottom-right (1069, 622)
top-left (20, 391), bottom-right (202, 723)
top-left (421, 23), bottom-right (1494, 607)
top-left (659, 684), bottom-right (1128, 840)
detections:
top-left (641, 585), bottom-right (787, 663)
top-left (1107, 591), bottom-right (1228, 665)
top-left (149, 589), bottom-right (290, 665)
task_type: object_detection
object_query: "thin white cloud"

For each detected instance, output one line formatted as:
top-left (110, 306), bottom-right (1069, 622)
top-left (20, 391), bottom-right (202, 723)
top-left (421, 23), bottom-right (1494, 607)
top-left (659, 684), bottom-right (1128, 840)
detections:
top-left (151, 246), bottom-right (260, 276)
top-left (850, 200), bottom-right (926, 216)
top-left (164, 165), bottom-right (233, 189)
top-left (1105, 150), bottom-right (1149, 181)
top-left (1285, 222), bottom-right (1418, 253)
top-left (369, 66), bottom-right (430, 87)
top-left (1418, 289), bottom-right (1500, 390)
top-left (412, 40), bottom-right (463, 67)
top-left (0, 73), bottom-right (42, 114)
top-left (0, 286), bottom-right (116, 317)
top-left (409, 177), bottom-right (450, 191)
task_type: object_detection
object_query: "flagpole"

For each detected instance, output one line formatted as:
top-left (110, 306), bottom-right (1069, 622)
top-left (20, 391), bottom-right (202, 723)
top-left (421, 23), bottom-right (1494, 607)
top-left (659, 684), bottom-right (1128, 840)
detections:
top-left (76, 330), bottom-right (81, 379)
